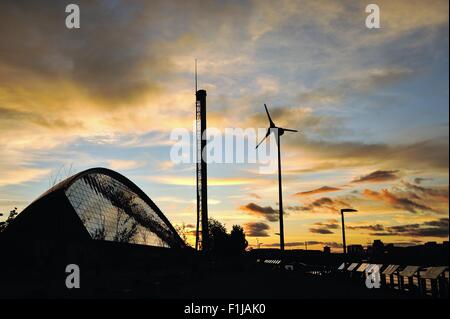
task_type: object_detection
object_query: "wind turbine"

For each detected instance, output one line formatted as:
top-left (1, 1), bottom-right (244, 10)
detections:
top-left (256, 104), bottom-right (298, 251)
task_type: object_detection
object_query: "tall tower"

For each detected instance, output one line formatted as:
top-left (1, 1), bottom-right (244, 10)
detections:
top-left (194, 63), bottom-right (209, 251)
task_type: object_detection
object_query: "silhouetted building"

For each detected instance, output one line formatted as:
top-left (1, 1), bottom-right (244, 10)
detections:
top-left (372, 239), bottom-right (385, 253)
top-left (2, 167), bottom-right (184, 248)
top-left (323, 246), bottom-right (331, 254)
top-left (0, 168), bottom-right (191, 297)
top-left (348, 244), bottom-right (364, 254)
top-left (425, 241), bottom-right (438, 248)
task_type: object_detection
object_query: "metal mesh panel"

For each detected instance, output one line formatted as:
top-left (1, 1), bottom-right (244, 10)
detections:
top-left (65, 173), bottom-right (178, 248)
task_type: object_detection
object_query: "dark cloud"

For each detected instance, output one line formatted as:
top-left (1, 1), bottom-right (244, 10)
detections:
top-left (0, 0), bottom-right (252, 109)
top-left (285, 205), bottom-right (303, 212)
top-left (314, 220), bottom-right (340, 229)
top-left (293, 186), bottom-right (341, 197)
top-left (424, 219), bottom-right (449, 228)
top-left (240, 203), bottom-right (279, 222)
top-left (347, 224), bottom-right (385, 232)
top-left (286, 137), bottom-right (449, 173)
top-left (0, 107), bottom-right (83, 131)
top-left (300, 197), bottom-right (350, 214)
top-left (352, 170), bottom-right (400, 183)
top-left (402, 181), bottom-right (449, 202)
top-left (369, 218), bottom-right (449, 238)
top-left (414, 177), bottom-right (433, 184)
top-left (309, 219), bottom-right (340, 234)
top-left (363, 189), bottom-right (432, 213)
top-left (243, 222), bottom-right (270, 237)
top-left (0, 1), bottom-right (168, 107)
top-left (309, 228), bottom-right (334, 234)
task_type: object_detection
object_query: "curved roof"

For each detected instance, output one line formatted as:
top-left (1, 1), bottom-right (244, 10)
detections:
top-left (31, 167), bottom-right (185, 248)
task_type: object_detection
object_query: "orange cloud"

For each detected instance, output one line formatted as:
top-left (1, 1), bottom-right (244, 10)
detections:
top-left (363, 189), bottom-right (432, 213)
top-left (294, 186), bottom-right (341, 197)
top-left (299, 197), bottom-right (350, 214)
top-left (352, 170), bottom-right (399, 183)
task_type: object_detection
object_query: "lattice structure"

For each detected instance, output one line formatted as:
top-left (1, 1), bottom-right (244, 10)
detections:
top-left (195, 89), bottom-right (209, 251)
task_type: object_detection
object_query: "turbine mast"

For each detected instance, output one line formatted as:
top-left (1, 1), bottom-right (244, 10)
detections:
top-left (256, 103), bottom-right (299, 252)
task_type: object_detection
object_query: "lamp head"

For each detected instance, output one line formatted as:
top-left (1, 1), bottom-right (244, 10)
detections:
top-left (341, 208), bottom-right (357, 213)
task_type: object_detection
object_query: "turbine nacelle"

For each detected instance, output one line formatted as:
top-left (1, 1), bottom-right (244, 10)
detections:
top-left (256, 104), bottom-right (298, 149)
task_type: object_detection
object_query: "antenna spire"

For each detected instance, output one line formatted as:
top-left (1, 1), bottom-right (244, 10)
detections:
top-left (195, 59), bottom-right (198, 93)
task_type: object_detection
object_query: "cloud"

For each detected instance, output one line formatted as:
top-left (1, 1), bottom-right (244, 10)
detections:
top-left (294, 186), bottom-right (341, 197)
top-left (299, 197), bottom-right (350, 214)
top-left (309, 228), bottom-right (334, 234)
top-left (285, 137), bottom-right (449, 174)
top-left (347, 224), bottom-right (385, 232)
top-left (352, 170), bottom-right (400, 183)
top-left (240, 203), bottom-right (279, 222)
top-left (309, 219), bottom-right (340, 234)
top-left (297, 67), bottom-right (416, 107)
top-left (363, 188), bottom-right (432, 213)
top-left (156, 160), bottom-right (176, 171)
top-left (243, 222), bottom-right (270, 237)
top-left (414, 177), bottom-right (433, 184)
top-left (370, 218), bottom-right (449, 238)
top-left (402, 181), bottom-right (449, 202)
top-left (0, 166), bottom-right (51, 186)
top-left (285, 205), bottom-right (303, 212)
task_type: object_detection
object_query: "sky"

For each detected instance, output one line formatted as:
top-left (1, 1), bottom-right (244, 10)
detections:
top-left (0, 0), bottom-right (448, 251)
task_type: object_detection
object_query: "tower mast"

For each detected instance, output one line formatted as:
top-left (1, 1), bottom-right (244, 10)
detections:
top-left (195, 60), bottom-right (209, 251)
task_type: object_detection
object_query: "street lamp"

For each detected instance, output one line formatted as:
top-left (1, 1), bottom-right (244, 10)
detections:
top-left (340, 208), bottom-right (357, 255)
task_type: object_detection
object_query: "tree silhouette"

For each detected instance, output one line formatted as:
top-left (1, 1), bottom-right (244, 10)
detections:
top-left (207, 218), bottom-right (248, 255)
top-left (208, 218), bottom-right (229, 253)
top-left (0, 207), bottom-right (18, 233)
top-left (175, 223), bottom-right (191, 247)
top-left (229, 225), bottom-right (248, 253)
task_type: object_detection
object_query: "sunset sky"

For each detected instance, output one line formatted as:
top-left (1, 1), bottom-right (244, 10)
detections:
top-left (0, 0), bottom-right (448, 250)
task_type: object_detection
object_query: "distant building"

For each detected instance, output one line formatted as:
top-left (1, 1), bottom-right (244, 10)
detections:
top-left (323, 246), bottom-right (331, 254)
top-left (424, 241), bottom-right (438, 248)
top-left (372, 239), bottom-right (384, 251)
top-left (347, 244), bottom-right (364, 254)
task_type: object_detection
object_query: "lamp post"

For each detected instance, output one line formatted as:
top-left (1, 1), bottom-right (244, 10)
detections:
top-left (340, 208), bottom-right (357, 256)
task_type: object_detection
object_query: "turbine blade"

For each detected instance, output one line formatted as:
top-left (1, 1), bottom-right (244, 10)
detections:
top-left (264, 104), bottom-right (275, 126)
top-left (256, 129), bottom-right (271, 149)
top-left (283, 128), bottom-right (298, 132)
